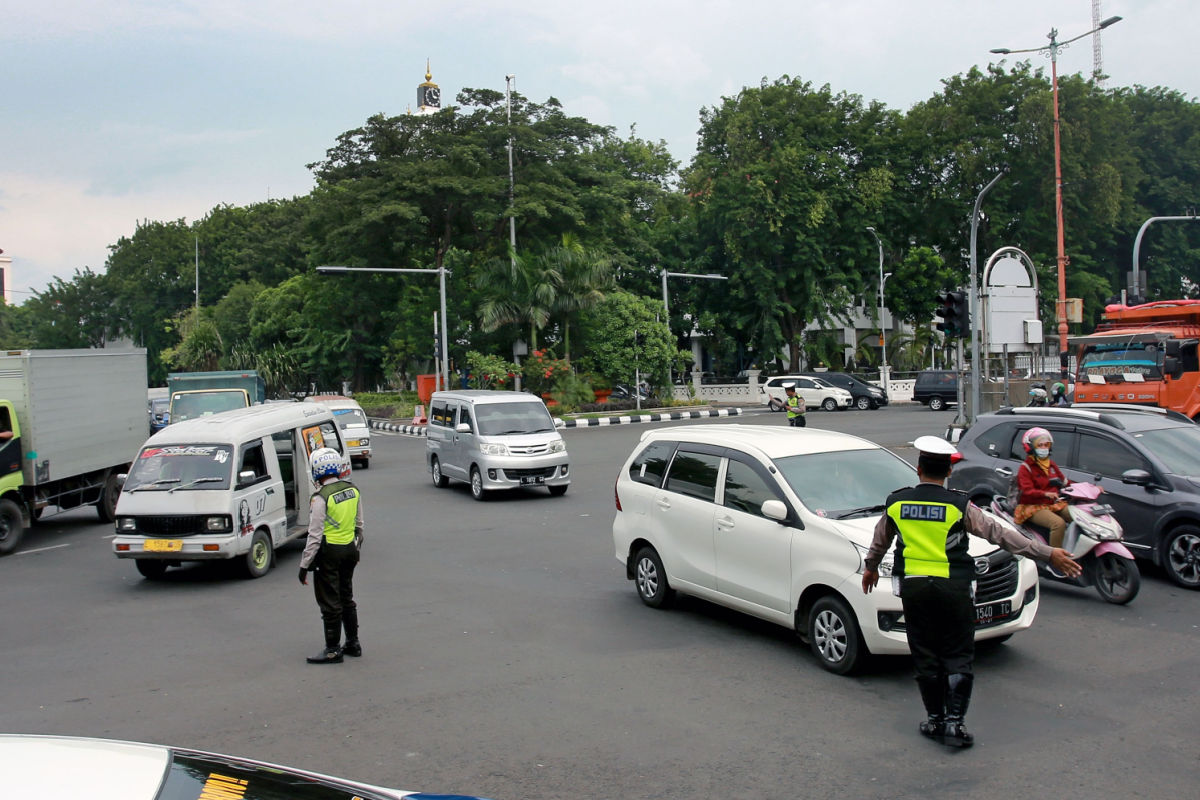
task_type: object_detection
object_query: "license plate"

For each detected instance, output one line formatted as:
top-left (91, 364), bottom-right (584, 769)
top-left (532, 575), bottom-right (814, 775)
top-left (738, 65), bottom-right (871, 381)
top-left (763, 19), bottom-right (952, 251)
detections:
top-left (975, 600), bottom-right (1013, 626)
top-left (520, 476), bottom-right (545, 485)
top-left (144, 539), bottom-right (183, 553)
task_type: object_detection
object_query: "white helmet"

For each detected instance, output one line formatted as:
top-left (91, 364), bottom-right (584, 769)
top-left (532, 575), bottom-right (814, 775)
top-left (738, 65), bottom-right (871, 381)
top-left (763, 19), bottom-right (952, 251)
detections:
top-left (310, 447), bottom-right (343, 481)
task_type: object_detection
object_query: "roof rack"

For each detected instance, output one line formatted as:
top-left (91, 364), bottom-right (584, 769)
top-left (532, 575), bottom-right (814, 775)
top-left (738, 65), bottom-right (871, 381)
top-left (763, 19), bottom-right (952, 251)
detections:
top-left (1072, 402), bottom-right (1194, 424)
top-left (993, 405), bottom-right (1125, 430)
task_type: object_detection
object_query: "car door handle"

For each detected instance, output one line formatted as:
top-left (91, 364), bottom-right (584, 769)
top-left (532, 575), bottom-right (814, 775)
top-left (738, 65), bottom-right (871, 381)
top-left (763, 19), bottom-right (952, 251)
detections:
top-left (716, 515), bottom-right (735, 530)
top-left (655, 497), bottom-right (672, 510)
top-left (265, 488), bottom-right (275, 495)
top-left (995, 467), bottom-right (1013, 477)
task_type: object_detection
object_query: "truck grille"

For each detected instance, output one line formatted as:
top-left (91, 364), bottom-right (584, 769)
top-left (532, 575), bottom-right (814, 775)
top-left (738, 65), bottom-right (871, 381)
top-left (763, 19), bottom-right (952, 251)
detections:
top-left (975, 550), bottom-right (1019, 604)
top-left (503, 467), bottom-right (557, 479)
top-left (134, 516), bottom-right (208, 536)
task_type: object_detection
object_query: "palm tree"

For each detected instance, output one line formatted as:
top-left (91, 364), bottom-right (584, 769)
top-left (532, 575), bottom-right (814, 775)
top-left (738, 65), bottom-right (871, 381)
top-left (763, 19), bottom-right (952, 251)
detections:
top-left (476, 249), bottom-right (561, 350)
top-left (546, 234), bottom-right (613, 361)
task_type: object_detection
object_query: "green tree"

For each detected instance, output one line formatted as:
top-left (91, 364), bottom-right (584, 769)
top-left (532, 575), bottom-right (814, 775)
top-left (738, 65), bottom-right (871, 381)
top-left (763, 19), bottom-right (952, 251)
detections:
top-left (24, 268), bottom-right (113, 349)
top-left (160, 308), bottom-right (223, 371)
top-left (577, 291), bottom-right (686, 391)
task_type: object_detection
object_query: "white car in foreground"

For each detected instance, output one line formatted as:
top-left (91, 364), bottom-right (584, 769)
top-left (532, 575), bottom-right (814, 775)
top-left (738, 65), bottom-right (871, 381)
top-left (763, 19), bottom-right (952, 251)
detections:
top-left (611, 425), bottom-right (1040, 674)
top-left (0, 734), bottom-right (492, 800)
top-left (760, 375), bottom-right (853, 411)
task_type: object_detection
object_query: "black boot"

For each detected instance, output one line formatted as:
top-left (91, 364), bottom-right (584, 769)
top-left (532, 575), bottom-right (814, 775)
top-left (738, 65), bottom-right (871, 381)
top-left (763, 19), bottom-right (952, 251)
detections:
top-left (916, 675), bottom-right (945, 741)
top-left (941, 673), bottom-right (975, 748)
top-left (306, 621), bottom-right (343, 664)
top-left (342, 607), bottom-right (361, 657)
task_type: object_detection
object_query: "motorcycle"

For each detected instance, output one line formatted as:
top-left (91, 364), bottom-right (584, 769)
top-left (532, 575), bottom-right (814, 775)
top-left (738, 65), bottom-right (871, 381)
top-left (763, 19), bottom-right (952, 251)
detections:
top-left (1027, 382), bottom-right (1049, 407)
top-left (989, 481), bottom-right (1140, 604)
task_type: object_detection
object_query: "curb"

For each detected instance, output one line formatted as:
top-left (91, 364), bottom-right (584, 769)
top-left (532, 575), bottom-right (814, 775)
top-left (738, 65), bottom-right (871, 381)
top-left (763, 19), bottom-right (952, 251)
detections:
top-left (369, 407), bottom-right (743, 436)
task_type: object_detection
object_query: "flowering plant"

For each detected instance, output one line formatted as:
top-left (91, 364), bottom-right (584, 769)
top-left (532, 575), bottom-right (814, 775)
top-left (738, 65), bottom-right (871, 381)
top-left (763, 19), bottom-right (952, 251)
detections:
top-left (465, 351), bottom-right (520, 390)
top-left (522, 349), bottom-right (571, 395)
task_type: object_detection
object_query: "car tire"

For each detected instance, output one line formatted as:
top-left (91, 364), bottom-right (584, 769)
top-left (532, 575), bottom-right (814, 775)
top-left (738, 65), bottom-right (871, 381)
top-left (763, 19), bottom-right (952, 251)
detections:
top-left (470, 467), bottom-right (488, 501)
top-left (242, 529), bottom-right (273, 579)
top-left (548, 484), bottom-right (568, 497)
top-left (855, 396), bottom-right (872, 411)
top-left (96, 472), bottom-right (121, 523)
top-left (1161, 525), bottom-right (1200, 589)
top-left (135, 559), bottom-right (168, 580)
top-left (822, 398), bottom-right (838, 412)
top-left (1092, 553), bottom-right (1140, 604)
top-left (0, 498), bottom-right (25, 555)
top-left (928, 396), bottom-right (946, 412)
top-left (633, 546), bottom-right (674, 608)
top-left (431, 456), bottom-right (449, 488)
top-left (808, 595), bottom-right (864, 675)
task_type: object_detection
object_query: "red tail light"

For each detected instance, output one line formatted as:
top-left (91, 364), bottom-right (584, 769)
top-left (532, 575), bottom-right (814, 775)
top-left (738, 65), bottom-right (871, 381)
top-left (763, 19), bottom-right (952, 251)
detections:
top-left (614, 479), bottom-right (622, 511)
top-left (950, 452), bottom-right (964, 464)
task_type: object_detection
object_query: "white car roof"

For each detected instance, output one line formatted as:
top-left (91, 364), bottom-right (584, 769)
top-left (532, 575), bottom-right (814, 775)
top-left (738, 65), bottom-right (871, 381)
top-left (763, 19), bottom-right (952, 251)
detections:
top-left (145, 402), bottom-right (335, 445)
top-left (639, 424), bottom-right (879, 460)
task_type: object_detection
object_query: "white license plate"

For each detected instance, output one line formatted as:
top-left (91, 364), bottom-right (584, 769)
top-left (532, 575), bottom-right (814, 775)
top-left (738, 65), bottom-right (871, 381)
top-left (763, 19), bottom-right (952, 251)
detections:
top-left (975, 600), bottom-right (1013, 626)
top-left (520, 476), bottom-right (544, 485)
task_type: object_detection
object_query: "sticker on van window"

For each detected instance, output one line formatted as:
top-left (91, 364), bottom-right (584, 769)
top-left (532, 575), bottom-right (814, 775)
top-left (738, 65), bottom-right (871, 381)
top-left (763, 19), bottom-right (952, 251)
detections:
top-left (303, 426), bottom-right (325, 453)
top-left (141, 445), bottom-right (222, 458)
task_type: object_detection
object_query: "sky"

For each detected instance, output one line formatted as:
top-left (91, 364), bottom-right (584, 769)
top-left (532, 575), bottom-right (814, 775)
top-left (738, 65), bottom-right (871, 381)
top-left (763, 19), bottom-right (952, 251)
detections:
top-left (2, 0), bottom-right (1197, 302)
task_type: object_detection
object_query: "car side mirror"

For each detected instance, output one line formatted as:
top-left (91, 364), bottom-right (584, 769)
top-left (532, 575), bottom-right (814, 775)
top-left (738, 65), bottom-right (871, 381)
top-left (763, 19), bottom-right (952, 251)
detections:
top-left (455, 423), bottom-right (471, 434)
top-left (237, 470), bottom-right (257, 486)
top-left (1121, 468), bottom-right (1152, 487)
top-left (554, 417), bottom-right (565, 429)
top-left (761, 499), bottom-right (788, 522)
top-left (116, 473), bottom-right (127, 487)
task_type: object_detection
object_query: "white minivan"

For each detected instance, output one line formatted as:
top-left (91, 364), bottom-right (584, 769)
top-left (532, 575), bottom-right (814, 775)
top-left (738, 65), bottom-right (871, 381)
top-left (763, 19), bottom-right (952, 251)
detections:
top-left (112, 404), bottom-right (349, 579)
top-left (305, 395), bottom-right (371, 469)
top-left (426, 390), bottom-right (569, 500)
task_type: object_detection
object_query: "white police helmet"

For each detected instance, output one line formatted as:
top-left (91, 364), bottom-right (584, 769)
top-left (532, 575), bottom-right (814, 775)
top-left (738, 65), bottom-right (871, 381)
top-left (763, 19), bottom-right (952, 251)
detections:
top-left (310, 447), bottom-right (343, 481)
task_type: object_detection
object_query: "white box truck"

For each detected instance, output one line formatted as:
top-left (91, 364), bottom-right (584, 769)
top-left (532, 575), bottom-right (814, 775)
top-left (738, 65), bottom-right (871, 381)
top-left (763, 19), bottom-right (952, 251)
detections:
top-left (0, 349), bottom-right (148, 554)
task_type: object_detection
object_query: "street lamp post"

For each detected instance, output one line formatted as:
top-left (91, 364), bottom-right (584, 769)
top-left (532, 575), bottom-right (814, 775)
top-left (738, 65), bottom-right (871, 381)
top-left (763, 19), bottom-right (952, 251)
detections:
top-left (865, 227), bottom-right (889, 389)
top-left (317, 265), bottom-right (450, 392)
top-left (991, 15), bottom-right (1122, 377)
top-left (661, 268), bottom-right (729, 384)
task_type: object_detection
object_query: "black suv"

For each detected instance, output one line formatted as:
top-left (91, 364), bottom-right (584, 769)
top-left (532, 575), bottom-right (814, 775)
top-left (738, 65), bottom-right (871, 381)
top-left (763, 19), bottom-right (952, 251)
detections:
top-left (800, 372), bottom-right (888, 410)
top-left (913, 369), bottom-right (958, 411)
top-left (948, 404), bottom-right (1200, 588)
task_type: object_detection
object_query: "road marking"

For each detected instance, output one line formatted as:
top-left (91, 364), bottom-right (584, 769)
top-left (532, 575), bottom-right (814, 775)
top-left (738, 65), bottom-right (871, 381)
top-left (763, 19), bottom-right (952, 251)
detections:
top-left (15, 543), bottom-right (70, 556)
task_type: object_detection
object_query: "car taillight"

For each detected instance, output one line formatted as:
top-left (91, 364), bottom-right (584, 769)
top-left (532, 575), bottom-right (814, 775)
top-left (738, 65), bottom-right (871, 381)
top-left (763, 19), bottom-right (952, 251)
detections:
top-left (614, 479), bottom-right (622, 511)
top-left (950, 452), bottom-right (964, 464)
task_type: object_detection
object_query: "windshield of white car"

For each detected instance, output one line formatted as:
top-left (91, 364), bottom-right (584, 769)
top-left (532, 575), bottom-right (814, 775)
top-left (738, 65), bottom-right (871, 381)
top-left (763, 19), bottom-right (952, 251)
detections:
top-left (1132, 426), bottom-right (1200, 476)
top-left (474, 402), bottom-right (555, 436)
top-left (332, 408), bottom-right (368, 428)
top-left (773, 448), bottom-right (915, 519)
top-left (124, 444), bottom-right (234, 491)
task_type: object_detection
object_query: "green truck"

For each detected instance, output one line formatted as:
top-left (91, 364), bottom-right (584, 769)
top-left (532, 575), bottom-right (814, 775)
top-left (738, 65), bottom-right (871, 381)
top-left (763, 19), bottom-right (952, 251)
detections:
top-left (167, 370), bottom-right (266, 423)
top-left (0, 349), bottom-right (149, 554)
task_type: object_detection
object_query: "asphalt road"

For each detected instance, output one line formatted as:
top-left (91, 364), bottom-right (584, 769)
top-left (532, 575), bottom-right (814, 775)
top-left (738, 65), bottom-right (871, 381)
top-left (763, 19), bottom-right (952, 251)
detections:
top-left (1, 404), bottom-right (1196, 799)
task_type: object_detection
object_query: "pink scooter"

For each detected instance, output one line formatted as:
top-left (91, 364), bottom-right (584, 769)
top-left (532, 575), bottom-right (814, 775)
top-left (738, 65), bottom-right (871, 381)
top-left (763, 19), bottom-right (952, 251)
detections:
top-left (990, 482), bottom-right (1140, 604)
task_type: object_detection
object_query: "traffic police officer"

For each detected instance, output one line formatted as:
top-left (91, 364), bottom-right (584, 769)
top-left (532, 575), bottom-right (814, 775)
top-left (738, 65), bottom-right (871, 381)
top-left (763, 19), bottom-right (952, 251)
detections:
top-left (298, 447), bottom-right (364, 664)
top-left (862, 436), bottom-right (1080, 747)
top-left (783, 382), bottom-right (805, 427)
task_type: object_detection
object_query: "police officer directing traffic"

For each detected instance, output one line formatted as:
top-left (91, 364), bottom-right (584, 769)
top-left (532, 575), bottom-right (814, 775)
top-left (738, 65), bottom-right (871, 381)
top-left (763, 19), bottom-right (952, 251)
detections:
top-left (298, 447), bottom-right (364, 664)
top-left (783, 382), bottom-right (805, 427)
top-left (861, 436), bottom-right (1081, 747)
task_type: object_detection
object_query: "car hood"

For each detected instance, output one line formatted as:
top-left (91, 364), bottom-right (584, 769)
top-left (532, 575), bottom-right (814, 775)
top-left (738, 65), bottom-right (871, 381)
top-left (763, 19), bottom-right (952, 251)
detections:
top-left (830, 515), bottom-right (1000, 556)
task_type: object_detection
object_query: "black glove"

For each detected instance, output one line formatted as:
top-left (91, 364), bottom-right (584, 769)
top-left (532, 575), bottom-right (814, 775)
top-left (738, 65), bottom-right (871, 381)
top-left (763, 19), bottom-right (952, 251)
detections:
top-left (297, 567), bottom-right (308, 585)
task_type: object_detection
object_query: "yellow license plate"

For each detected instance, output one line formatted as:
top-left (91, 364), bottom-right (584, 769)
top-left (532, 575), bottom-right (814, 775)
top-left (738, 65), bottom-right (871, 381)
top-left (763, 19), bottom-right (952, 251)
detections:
top-left (348, 440), bottom-right (362, 446)
top-left (144, 539), bottom-right (183, 552)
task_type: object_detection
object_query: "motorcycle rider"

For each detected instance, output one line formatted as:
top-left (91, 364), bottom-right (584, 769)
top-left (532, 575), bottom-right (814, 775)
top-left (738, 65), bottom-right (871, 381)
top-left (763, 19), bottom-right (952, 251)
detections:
top-left (1014, 427), bottom-right (1072, 548)
top-left (1051, 381), bottom-right (1069, 406)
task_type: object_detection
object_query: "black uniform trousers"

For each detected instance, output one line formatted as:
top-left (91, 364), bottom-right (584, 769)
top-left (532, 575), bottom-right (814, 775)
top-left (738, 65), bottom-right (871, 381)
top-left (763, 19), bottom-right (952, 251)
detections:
top-left (900, 576), bottom-right (974, 677)
top-left (314, 541), bottom-right (359, 629)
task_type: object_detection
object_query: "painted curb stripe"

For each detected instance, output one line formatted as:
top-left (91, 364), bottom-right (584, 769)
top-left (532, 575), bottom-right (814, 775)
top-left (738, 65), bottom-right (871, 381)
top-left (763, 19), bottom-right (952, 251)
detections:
top-left (368, 408), bottom-right (742, 436)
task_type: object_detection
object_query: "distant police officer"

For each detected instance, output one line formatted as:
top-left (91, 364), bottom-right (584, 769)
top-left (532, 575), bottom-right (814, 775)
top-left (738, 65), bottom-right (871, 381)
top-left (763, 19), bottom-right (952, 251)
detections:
top-left (861, 436), bottom-right (1081, 747)
top-left (298, 448), bottom-right (364, 664)
top-left (783, 382), bottom-right (805, 427)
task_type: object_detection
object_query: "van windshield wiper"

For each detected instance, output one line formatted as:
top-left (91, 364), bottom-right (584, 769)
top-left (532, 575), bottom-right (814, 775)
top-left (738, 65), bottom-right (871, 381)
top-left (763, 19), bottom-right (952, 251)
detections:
top-left (128, 478), bottom-right (180, 493)
top-left (168, 477), bottom-right (224, 493)
top-left (834, 504), bottom-right (886, 520)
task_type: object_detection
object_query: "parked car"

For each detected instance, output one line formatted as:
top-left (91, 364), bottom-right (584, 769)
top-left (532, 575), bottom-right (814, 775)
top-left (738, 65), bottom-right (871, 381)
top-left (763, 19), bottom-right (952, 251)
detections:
top-left (913, 369), bottom-right (959, 411)
top-left (0, 733), bottom-right (490, 799)
top-left (800, 371), bottom-right (888, 410)
top-left (611, 424), bottom-right (1041, 674)
top-left (760, 375), bottom-right (854, 412)
top-left (947, 404), bottom-right (1200, 589)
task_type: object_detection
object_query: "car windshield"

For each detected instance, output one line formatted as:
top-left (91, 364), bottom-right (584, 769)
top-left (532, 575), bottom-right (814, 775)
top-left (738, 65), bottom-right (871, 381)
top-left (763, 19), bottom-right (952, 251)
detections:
top-left (1131, 426), bottom-right (1200, 476)
top-left (1078, 342), bottom-right (1161, 380)
top-left (171, 391), bottom-right (247, 422)
top-left (774, 448), bottom-right (916, 518)
top-left (332, 408), bottom-right (367, 428)
top-left (124, 444), bottom-right (233, 491)
top-left (475, 401), bottom-right (555, 435)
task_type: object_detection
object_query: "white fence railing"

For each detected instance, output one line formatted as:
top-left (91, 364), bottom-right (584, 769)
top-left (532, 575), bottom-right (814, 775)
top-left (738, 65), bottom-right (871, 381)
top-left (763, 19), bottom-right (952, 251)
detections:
top-left (670, 372), bottom-right (917, 404)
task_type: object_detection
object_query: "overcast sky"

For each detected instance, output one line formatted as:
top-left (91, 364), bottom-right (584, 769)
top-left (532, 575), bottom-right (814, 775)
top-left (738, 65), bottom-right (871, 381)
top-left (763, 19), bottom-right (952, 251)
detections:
top-left (2, 0), bottom-right (1195, 301)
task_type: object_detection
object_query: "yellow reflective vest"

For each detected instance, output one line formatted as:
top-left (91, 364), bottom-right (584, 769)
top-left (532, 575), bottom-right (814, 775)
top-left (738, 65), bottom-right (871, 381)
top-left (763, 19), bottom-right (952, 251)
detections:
top-left (317, 480), bottom-right (360, 545)
top-left (885, 483), bottom-right (972, 579)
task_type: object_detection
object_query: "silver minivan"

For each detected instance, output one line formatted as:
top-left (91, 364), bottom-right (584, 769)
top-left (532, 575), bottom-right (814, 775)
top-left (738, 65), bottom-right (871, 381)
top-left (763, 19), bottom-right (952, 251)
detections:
top-left (425, 390), bottom-right (569, 500)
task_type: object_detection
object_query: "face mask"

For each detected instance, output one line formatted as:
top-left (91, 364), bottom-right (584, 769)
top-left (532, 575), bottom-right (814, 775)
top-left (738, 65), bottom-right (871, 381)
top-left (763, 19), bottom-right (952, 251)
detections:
top-left (1035, 447), bottom-right (1051, 459)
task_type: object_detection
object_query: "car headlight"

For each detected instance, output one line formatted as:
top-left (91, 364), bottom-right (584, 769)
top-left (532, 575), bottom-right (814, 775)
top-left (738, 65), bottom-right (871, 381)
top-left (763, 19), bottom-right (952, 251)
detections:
top-left (116, 517), bottom-right (137, 532)
top-left (479, 442), bottom-right (509, 456)
top-left (548, 439), bottom-right (565, 453)
top-left (853, 542), bottom-right (893, 577)
top-left (206, 515), bottom-right (232, 532)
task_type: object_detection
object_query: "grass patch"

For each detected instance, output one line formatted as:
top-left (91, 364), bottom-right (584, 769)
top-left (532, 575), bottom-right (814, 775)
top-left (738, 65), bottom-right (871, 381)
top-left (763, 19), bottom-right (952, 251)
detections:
top-left (354, 391), bottom-right (419, 420)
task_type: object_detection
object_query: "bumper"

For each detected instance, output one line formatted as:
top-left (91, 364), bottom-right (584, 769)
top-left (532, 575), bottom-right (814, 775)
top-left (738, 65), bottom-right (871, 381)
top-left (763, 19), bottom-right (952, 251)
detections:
top-left (346, 443), bottom-right (370, 461)
top-left (113, 533), bottom-right (241, 561)
top-left (477, 453), bottom-right (570, 490)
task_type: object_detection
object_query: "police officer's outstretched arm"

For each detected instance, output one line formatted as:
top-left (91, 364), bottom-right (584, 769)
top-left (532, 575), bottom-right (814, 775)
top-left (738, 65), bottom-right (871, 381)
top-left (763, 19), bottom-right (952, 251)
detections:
top-left (862, 513), bottom-right (896, 594)
top-left (964, 503), bottom-right (1081, 578)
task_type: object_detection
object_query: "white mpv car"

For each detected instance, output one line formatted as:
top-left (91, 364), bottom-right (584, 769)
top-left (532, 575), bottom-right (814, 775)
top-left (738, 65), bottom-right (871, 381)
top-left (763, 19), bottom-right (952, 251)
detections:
top-left (760, 375), bottom-right (853, 411)
top-left (611, 425), bottom-right (1041, 674)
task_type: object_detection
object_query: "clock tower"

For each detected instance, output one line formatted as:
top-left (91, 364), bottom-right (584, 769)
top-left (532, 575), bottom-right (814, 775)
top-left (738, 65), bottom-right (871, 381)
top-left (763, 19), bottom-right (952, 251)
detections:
top-left (416, 60), bottom-right (441, 115)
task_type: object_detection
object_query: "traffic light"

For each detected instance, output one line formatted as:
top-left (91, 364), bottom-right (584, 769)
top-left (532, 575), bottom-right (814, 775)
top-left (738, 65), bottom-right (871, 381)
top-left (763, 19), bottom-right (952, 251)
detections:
top-left (935, 290), bottom-right (970, 338)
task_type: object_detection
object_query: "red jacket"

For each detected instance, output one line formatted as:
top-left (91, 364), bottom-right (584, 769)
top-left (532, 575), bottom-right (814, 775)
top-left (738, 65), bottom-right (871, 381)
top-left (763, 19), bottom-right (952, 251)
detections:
top-left (1017, 457), bottom-right (1067, 506)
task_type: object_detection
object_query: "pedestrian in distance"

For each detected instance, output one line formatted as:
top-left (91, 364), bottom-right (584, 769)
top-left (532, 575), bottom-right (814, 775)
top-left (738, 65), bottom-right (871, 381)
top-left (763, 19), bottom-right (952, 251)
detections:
top-left (861, 436), bottom-right (1081, 748)
top-left (298, 447), bottom-right (364, 664)
top-left (783, 382), bottom-right (806, 427)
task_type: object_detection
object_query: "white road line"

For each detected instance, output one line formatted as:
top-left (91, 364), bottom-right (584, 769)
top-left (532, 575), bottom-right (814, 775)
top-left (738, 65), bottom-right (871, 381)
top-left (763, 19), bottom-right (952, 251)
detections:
top-left (14, 543), bottom-right (71, 556)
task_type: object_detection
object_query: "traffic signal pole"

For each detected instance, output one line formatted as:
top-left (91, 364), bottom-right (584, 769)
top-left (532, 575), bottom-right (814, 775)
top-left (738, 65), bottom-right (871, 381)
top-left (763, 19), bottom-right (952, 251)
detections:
top-left (969, 167), bottom-right (1009, 424)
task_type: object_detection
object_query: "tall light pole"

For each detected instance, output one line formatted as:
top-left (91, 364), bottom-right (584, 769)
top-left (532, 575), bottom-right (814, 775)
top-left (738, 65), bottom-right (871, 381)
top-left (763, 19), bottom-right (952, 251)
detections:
top-left (317, 265), bottom-right (450, 392)
top-left (661, 268), bottom-right (728, 383)
top-left (992, 15), bottom-right (1122, 376)
top-left (968, 167), bottom-right (1009, 424)
top-left (865, 227), bottom-right (888, 387)
top-left (505, 75), bottom-right (517, 267)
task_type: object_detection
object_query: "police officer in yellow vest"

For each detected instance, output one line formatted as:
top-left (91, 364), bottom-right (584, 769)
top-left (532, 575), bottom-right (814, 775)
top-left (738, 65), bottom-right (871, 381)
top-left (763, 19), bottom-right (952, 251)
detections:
top-left (298, 447), bottom-right (364, 664)
top-left (862, 436), bottom-right (1080, 747)
top-left (783, 382), bottom-right (805, 427)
